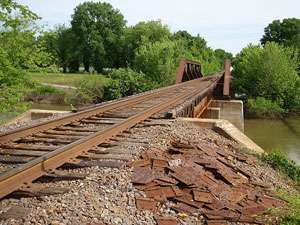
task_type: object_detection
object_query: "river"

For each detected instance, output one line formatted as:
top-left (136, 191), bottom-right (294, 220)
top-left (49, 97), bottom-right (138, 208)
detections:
top-left (245, 117), bottom-right (300, 165)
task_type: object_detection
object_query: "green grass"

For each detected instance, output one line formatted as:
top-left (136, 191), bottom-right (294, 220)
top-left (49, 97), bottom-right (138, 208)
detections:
top-left (260, 150), bottom-right (300, 224)
top-left (29, 72), bottom-right (108, 87)
top-left (261, 150), bottom-right (300, 186)
top-left (274, 189), bottom-right (300, 225)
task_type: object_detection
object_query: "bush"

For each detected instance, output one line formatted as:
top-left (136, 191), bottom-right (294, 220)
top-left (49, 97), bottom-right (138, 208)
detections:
top-left (133, 39), bottom-right (179, 86)
top-left (71, 75), bottom-right (105, 105)
top-left (261, 151), bottom-right (300, 225)
top-left (247, 97), bottom-right (286, 117)
top-left (34, 85), bottom-right (63, 95)
top-left (103, 79), bottom-right (122, 101)
top-left (0, 48), bottom-right (32, 113)
top-left (261, 150), bottom-right (300, 185)
top-left (233, 42), bottom-right (300, 114)
top-left (109, 68), bottom-right (155, 96)
top-left (0, 85), bottom-right (30, 113)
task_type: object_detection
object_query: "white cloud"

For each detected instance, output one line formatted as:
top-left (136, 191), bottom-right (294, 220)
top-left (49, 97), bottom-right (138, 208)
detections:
top-left (18, 0), bottom-right (300, 54)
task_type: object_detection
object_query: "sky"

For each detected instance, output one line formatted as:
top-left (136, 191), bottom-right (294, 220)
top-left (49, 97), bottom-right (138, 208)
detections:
top-left (18, 0), bottom-right (300, 54)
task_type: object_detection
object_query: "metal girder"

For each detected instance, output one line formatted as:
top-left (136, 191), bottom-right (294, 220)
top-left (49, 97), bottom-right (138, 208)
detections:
top-left (176, 59), bottom-right (203, 83)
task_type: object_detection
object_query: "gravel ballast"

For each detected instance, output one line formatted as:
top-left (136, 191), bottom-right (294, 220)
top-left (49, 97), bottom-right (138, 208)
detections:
top-left (0, 119), bottom-right (296, 225)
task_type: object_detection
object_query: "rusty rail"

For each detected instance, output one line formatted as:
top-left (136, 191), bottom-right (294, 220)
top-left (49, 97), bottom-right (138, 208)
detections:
top-left (0, 75), bottom-right (222, 199)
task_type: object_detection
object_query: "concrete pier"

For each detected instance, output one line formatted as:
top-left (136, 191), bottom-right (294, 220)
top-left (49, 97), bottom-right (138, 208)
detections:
top-left (203, 100), bottom-right (244, 132)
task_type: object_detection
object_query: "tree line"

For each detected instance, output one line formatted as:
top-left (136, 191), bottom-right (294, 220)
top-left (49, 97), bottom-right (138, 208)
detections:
top-left (1, 0), bottom-right (299, 117)
top-left (233, 18), bottom-right (300, 116)
top-left (39, 1), bottom-right (232, 82)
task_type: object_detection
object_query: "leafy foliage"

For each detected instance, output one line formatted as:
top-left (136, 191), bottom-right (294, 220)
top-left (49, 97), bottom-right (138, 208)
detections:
top-left (260, 151), bottom-right (300, 224)
top-left (109, 68), bottom-right (154, 96)
top-left (233, 42), bottom-right (300, 113)
top-left (120, 20), bottom-right (172, 67)
top-left (71, 76), bottom-right (106, 105)
top-left (0, 49), bottom-right (31, 113)
top-left (71, 1), bottom-right (126, 72)
top-left (261, 150), bottom-right (300, 185)
top-left (102, 79), bottom-right (122, 101)
top-left (39, 26), bottom-right (79, 72)
top-left (247, 97), bottom-right (285, 117)
top-left (214, 49), bottom-right (233, 66)
top-left (134, 39), bottom-right (180, 85)
top-left (261, 18), bottom-right (300, 49)
top-left (279, 192), bottom-right (300, 225)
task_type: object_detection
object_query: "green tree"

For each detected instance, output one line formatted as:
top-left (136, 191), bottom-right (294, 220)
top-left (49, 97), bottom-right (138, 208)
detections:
top-left (133, 39), bottom-right (180, 85)
top-left (71, 1), bottom-right (126, 72)
top-left (173, 30), bottom-right (207, 54)
top-left (0, 0), bottom-right (38, 113)
top-left (261, 18), bottom-right (300, 49)
top-left (109, 68), bottom-right (153, 96)
top-left (172, 30), bottom-right (222, 74)
top-left (214, 48), bottom-right (233, 66)
top-left (120, 20), bottom-right (172, 66)
top-left (40, 26), bottom-right (79, 72)
top-left (233, 42), bottom-right (300, 113)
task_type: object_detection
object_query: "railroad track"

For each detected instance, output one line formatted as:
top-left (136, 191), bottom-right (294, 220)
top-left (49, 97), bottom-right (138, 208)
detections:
top-left (0, 74), bottom-right (222, 199)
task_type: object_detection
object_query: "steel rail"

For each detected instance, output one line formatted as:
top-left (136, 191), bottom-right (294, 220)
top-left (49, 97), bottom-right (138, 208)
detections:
top-left (0, 75), bottom-right (221, 199)
top-left (0, 76), bottom-right (218, 144)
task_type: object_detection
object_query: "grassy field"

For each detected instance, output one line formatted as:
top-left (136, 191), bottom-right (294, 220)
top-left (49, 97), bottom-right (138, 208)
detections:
top-left (29, 72), bottom-right (108, 87)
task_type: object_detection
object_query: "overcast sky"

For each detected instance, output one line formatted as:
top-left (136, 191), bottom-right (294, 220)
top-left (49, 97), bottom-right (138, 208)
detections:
top-left (18, 0), bottom-right (300, 54)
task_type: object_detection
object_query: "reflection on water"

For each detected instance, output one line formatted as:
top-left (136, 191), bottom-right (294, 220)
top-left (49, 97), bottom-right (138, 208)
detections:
top-left (245, 117), bottom-right (300, 165)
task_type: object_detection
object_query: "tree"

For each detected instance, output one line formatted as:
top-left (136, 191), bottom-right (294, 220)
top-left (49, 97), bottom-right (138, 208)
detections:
top-left (214, 49), bottom-right (233, 66)
top-left (0, 0), bottom-right (38, 113)
top-left (233, 43), bottom-right (300, 112)
top-left (39, 26), bottom-right (80, 72)
top-left (173, 30), bottom-right (207, 53)
top-left (261, 18), bottom-right (300, 49)
top-left (0, 0), bottom-right (38, 30)
top-left (120, 20), bottom-right (172, 66)
top-left (133, 39), bottom-right (180, 85)
top-left (71, 1), bottom-right (126, 72)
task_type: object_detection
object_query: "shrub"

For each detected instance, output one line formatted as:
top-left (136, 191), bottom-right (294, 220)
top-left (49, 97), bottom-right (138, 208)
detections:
top-left (0, 48), bottom-right (32, 113)
top-left (103, 79), bottom-right (122, 101)
top-left (34, 85), bottom-right (62, 95)
top-left (133, 39), bottom-right (178, 86)
top-left (109, 68), bottom-right (155, 96)
top-left (71, 75), bottom-right (105, 105)
top-left (261, 150), bottom-right (300, 185)
top-left (0, 85), bottom-right (29, 113)
top-left (233, 42), bottom-right (300, 114)
top-left (247, 97), bottom-right (285, 117)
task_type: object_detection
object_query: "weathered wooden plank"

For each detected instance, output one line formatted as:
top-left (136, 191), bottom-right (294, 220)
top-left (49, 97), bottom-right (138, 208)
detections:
top-left (81, 153), bottom-right (132, 161)
top-left (33, 133), bottom-right (82, 141)
top-left (0, 143), bottom-right (55, 151)
top-left (0, 155), bottom-right (33, 164)
top-left (19, 137), bottom-right (72, 145)
top-left (0, 149), bottom-right (46, 157)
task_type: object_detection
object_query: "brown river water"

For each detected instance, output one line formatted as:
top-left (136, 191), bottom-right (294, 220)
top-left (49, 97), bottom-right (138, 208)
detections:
top-left (245, 117), bottom-right (300, 165)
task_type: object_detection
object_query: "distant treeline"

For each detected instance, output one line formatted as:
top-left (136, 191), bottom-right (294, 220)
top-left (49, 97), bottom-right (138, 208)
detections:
top-left (0, 0), bottom-right (299, 116)
top-left (39, 2), bottom-right (232, 81)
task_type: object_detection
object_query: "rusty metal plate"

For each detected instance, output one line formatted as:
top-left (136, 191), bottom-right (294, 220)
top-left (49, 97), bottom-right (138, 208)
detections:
top-left (152, 158), bottom-right (168, 168)
top-left (206, 220), bottom-right (229, 225)
top-left (132, 167), bottom-right (154, 184)
top-left (155, 216), bottom-right (178, 225)
top-left (193, 190), bottom-right (215, 203)
top-left (171, 202), bottom-right (198, 214)
top-left (135, 197), bottom-right (157, 211)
